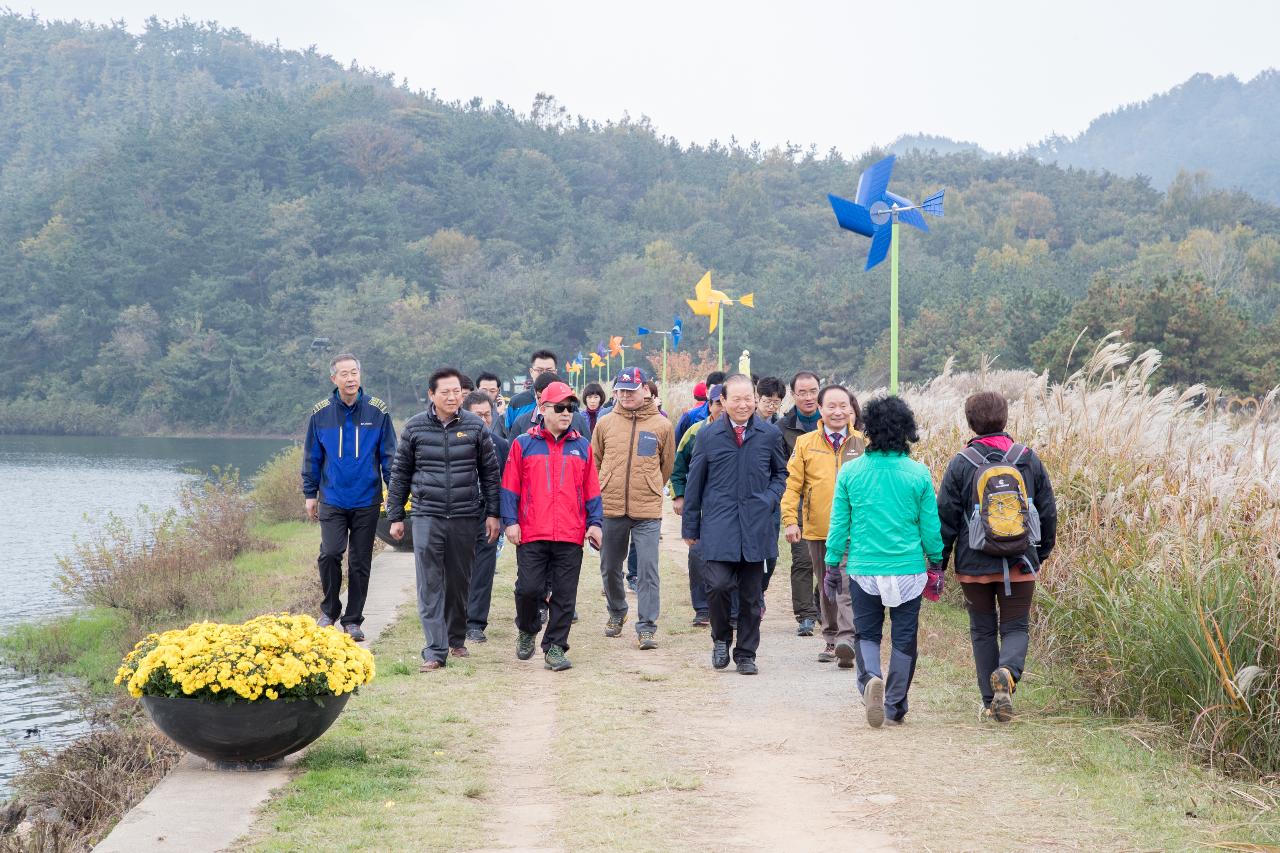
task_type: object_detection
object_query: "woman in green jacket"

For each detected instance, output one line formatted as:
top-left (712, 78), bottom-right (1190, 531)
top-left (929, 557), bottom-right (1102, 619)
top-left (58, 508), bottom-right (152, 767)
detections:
top-left (825, 396), bottom-right (943, 728)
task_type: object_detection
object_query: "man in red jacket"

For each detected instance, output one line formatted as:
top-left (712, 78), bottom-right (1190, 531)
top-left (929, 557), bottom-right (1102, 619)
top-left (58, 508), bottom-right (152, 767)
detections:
top-left (501, 381), bottom-right (604, 670)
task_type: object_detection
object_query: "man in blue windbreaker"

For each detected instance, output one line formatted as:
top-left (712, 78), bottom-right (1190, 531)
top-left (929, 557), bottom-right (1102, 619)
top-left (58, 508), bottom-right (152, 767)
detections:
top-left (302, 353), bottom-right (397, 641)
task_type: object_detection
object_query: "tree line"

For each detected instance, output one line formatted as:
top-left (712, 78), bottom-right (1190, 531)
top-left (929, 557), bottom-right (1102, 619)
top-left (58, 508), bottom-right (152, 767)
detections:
top-left (2, 14), bottom-right (1279, 434)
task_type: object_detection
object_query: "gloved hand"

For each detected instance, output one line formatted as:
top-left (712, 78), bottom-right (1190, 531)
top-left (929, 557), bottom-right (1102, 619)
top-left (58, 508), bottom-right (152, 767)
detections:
top-left (823, 565), bottom-right (842, 602)
top-left (923, 564), bottom-right (945, 602)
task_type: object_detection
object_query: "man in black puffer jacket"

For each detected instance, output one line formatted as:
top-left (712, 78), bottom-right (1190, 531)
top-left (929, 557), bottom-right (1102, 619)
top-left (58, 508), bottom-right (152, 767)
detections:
top-left (386, 367), bottom-right (502, 671)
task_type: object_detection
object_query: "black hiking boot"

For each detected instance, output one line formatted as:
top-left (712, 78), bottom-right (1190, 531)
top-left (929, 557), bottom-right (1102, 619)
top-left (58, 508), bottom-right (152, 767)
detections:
top-left (712, 641), bottom-right (730, 670)
top-left (604, 614), bottom-right (626, 637)
top-left (516, 631), bottom-right (536, 661)
top-left (736, 659), bottom-right (758, 676)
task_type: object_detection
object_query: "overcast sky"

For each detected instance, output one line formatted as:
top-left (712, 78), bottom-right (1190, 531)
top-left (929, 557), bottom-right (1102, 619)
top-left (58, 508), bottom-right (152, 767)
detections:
top-left (22, 0), bottom-right (1280, 155)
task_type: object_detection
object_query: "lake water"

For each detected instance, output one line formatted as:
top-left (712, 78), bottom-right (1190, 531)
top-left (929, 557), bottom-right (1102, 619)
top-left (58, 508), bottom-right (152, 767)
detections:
top-left (0, 435), bottom-right (291, 795)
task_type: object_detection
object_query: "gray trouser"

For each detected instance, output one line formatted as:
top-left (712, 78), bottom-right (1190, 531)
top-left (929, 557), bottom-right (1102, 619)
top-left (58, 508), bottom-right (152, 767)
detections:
top-left (601, 516), bottom-right (661, 634)
top-left (806, 540), bottom-right (855, 645)
top-left (412, 515), bottom-right (477, 664)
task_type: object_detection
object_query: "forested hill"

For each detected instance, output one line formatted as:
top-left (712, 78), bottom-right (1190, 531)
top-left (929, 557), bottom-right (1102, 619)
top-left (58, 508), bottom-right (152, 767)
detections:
top-left (3, 14), bottom-right (1280, 435)
top-left (1030, 71), bottom-right (1280, 204)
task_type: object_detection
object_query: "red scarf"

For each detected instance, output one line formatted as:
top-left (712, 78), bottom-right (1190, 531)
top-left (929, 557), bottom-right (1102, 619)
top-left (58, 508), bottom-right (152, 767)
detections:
top-left (972, 434), bottom-right (1013, 452)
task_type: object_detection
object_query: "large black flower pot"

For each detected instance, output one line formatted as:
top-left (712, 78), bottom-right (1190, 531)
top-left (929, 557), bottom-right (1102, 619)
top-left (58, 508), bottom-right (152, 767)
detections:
top-left (376, 516), bottom-right (414, 551)
top-left (141, 693), bottom-right (350, 765)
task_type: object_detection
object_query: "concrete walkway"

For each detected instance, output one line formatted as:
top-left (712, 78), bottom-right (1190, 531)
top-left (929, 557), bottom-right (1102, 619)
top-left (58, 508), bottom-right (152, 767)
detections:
top-left (94, 548), bottom-right (416, 853)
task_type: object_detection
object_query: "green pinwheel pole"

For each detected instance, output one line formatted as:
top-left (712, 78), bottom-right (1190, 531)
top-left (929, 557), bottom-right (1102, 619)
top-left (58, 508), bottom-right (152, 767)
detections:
top-left (716, 303), bottom-right (725, 372)
top-left (890, 218), bottom-right (899, 395)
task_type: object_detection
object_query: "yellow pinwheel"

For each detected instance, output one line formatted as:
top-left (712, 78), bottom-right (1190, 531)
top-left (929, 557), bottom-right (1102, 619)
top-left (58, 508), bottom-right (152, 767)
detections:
top-left (685, 271), bottom-right (754, 370)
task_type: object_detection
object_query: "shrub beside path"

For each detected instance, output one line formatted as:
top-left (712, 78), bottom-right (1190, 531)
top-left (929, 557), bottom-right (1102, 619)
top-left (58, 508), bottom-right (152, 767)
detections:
top-left (92, 549), bottom-right (416, 853)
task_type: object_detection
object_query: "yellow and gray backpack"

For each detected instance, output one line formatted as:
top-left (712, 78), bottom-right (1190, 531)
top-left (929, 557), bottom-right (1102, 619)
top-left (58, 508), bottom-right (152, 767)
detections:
top-left (960, 444), bottom-right (1041, 586)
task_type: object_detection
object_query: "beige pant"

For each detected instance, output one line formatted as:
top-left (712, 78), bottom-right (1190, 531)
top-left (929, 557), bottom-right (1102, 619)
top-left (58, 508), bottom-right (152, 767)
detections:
top-left (806, 540), bottom-right (855, 646)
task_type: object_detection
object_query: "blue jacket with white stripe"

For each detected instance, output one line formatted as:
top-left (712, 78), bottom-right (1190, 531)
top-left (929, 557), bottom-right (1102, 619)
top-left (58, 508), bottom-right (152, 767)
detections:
top-left (301, 388), bottom-right (397, 509)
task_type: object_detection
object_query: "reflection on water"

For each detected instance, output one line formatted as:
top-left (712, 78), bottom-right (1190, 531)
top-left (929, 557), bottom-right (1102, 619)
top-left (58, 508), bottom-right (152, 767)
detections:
top-left (0, 435), bottom-right (291, 794)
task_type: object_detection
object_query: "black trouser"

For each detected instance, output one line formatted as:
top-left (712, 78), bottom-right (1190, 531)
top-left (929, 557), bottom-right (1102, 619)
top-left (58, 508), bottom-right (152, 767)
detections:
top-left (705, 559), bottom-right (764, 663)
top-left (514, 541), bottom-right (584, 652)
top-left (317, 502), bottom-right (380, 626)
top-left (412, 516), bottom-right (478, 663)
top-left (467, 520), bottom-right (500, 632)
top-left (850, 583), bottom-right (921, 722)
top-left (963, 580), bottom-right (1035, 706)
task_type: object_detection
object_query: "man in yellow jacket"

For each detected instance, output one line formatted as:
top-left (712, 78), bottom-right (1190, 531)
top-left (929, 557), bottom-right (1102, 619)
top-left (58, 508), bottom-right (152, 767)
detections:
top-left (781, 384), bottom-right (865, 666)
top-left (591, 368), bottom-right (675, 649)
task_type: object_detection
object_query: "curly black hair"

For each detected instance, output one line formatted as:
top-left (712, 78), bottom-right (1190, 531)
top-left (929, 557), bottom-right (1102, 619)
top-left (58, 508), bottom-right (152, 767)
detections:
top-left (861, 396), bottom-right (919, 454)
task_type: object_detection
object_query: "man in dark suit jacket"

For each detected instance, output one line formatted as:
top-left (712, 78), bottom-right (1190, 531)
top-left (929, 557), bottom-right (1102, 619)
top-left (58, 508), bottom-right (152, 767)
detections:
top-left (681, 374), bottom-right (789, 675)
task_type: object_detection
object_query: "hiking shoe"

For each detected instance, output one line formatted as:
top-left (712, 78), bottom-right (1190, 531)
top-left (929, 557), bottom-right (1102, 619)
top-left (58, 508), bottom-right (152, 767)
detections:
top-left (516, 632), bottom-right (536, 660)
top-left (572, 611), bottom-right (579, 623)
top-left (834, 640), bottom-right (855, 669)
top-left (317, 615), bottom-right (335, 628)
top-left (604, 614), bottom-right (627, 637)
top-left (979, 706), bottom-right (997, 723)
top-left (865, 676), bottom-right (885, 728)
top-left (990, 667), bottom-right (1016, 722)
top-left (638, 632), bottom-right (658, 650)
top-left (627, 576), bottom-right (638, 592)
top-left (691, 613), bottom-right (710, 627)
top-left (419, 660), bottom-right (444, 672)
top-left (818, 644), bottom-right (836, 663)
top-left (343, 623), bottom-right (366, 642)
top-left (736, 659), bottom-right (759, 676)
top-left (449, 646), bottom-right (469, 658)
top-left (465, 628), bottom-right (487, 644)
top-left (538, 607), bottom-right (549, 629)
top-left (544, 645), bottom-right (572, 671)
top-left (712, 641), bottom-right (730, 669)
top-left (796, 618), bottom-right (815, 637)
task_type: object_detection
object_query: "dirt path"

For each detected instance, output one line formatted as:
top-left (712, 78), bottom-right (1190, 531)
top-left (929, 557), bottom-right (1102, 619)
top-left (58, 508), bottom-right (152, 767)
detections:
top-left (468, 635), bottom-right (565, 853)
top-left (646, 510), bottom-right (1122, 853)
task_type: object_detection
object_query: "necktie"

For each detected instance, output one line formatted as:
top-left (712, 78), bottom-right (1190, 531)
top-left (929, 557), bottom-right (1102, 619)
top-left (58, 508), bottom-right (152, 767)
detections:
top-left (733, 424), bottom-right (745, 447)
top-left (831, 432), bottom-right (843, 451)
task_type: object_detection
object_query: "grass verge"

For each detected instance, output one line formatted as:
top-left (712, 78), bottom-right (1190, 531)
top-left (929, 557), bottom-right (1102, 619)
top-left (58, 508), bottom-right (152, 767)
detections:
top-left (918, 602), bottom-right (1280, 849)
top-left (242, 551), bottom-right (519, 852)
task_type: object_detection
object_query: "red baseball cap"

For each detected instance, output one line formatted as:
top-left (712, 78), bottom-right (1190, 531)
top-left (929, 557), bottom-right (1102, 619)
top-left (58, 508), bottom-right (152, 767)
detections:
top-left (693, 382), bottom-right (707, 401)
top-left (540, 381), bottom-right (579, 406)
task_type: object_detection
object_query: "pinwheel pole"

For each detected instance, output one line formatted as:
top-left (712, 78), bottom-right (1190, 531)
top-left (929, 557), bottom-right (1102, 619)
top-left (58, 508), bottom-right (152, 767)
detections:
top-left (716, 302), bottom-right (725, 373)
top-left (890, 218), bottom-right (899, 393)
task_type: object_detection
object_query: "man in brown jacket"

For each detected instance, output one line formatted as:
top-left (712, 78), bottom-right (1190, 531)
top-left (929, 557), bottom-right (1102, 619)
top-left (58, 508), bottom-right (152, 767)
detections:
top-left (591, 367), bottom-right (675, 649)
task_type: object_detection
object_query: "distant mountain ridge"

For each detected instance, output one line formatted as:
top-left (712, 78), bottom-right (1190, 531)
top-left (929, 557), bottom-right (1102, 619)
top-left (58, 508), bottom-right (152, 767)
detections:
top-left (892, 72), bottom-right (1280, 204)
top-left (1030, 71), bottom-right (1280, 202)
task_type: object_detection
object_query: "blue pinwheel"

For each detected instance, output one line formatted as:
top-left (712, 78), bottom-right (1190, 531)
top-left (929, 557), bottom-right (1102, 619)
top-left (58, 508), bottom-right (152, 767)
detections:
top-left (636, 315), bottom-right (683, 390)
top-left (828, 154), bottom-right (944, 392)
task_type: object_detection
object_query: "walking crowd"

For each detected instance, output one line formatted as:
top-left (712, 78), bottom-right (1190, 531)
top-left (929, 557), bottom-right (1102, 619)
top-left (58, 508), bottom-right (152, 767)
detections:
top-left (302, 346), bottom-right (1057, 727)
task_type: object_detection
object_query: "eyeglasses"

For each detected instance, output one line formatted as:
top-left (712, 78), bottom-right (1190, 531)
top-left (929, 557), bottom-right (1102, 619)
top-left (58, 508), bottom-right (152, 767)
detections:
top-left (551, 403), bottom-right (578, 414)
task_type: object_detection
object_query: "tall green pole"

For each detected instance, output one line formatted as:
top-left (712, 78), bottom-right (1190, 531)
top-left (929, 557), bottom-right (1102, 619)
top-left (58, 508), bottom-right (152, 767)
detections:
top-left (717, 303), bottom-right (725, 372)
top-left (661, 336), bottom-right (668, 391)
top-left (890, 218), bottom-right (900, 395)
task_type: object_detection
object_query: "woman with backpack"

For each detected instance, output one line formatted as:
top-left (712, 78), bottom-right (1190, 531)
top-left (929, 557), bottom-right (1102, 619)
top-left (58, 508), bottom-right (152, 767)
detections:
top-left (824, 396), bottom-right (943, 728)
top-left (936, 391), bottom-right (1057, 722)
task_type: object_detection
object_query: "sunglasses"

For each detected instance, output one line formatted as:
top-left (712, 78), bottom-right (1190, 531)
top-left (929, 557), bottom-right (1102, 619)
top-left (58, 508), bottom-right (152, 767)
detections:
top-left (551, 403), bottom-right (578, 414)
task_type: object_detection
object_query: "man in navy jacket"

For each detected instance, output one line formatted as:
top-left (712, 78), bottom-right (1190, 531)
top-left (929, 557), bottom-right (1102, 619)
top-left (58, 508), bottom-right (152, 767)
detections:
top-left (682, 374), bottom-right (789, 675)
top-left (302, 353), bottom-right (396, 641)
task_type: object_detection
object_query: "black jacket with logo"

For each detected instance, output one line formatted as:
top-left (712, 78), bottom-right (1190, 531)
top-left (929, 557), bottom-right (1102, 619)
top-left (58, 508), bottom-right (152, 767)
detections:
top-left (385, 403), bottom-right (500, 521)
